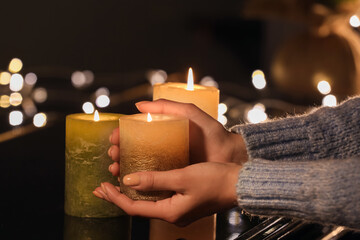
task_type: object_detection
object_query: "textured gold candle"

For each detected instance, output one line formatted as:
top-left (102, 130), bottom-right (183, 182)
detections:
top-left (65, 112), bottom-right (124, 217)
top-left (119, 113), bottom-right (189, 201)
top-left (150, 68), bottom-right (218, 240)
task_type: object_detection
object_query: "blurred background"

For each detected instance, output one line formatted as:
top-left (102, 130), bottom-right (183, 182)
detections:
top-left (1, 0), bottom-right (360, 239)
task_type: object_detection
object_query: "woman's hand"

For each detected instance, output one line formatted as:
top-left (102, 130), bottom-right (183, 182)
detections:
top-left (94, 162), bottom-right (241, 226)
top-left (107, 99), bottom-right (248, 176)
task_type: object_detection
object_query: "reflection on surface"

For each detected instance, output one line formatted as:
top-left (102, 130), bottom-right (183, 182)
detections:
top-left (63, 215), bottom-right (131, 240)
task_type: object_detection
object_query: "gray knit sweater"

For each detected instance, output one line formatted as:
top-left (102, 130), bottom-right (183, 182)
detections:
top-left (230, 96), bottom-right (360, 230)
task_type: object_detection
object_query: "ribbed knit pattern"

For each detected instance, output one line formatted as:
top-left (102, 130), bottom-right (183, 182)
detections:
top-left (230, 97), bottom-right (360, 229)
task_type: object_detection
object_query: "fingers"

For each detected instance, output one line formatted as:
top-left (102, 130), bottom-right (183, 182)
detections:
top-left (96, 182), bottom-right (183, 222)
top-left (136, 99), bottom-right (214, 128)
top-left (109, 128), bottom-right (119, 145)
top-left (108, 145), bottom-right (120, 162)
top-left (123, 169), bottom-right (185, 193)
top-left (109, 162), bottom-right (120, 176)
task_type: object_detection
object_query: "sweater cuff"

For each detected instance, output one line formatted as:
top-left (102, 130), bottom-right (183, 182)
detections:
top-left (230, 115), bottom-right (321, 160)
top-left (236, 158), bottom-right (360, 228)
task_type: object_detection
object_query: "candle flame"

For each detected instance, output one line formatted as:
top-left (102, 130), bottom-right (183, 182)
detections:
top-left (94, 110), bottom-right (100, 122)
top-left (147, 113), bottom-right (152, 122)
top-left (186, 67), bottom-right (194, 91)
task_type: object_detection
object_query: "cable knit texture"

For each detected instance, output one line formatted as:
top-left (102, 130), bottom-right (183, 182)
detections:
top-left (231, 97), bottom-right (360, 230)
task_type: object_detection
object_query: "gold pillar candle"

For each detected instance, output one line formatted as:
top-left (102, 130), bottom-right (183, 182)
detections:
top-left (65, 112), bottom-right (125, 217)
top-left (119, 113), bottom-right (189, 201)
top-left (150, 68), bottom-right (219, 240)
top-left (153, 69), bottom-right (219, 119)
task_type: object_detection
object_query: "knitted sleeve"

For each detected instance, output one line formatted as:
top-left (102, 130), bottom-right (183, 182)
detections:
top-left (230, 96), bottom-right (360, 161)
top-left (237, 157), bottom-right (360, 229)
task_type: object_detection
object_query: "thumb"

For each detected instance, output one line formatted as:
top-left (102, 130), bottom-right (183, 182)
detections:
top-left (123, 169), bottom-right (185, 193)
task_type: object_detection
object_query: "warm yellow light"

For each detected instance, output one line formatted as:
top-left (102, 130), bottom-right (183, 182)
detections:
top-left (8, 58), bottom-right (23, 73)
top-left (94, 110), bottom-right (100, 122)
top-left (251, 69), bottom-right (265, 79)
top-left (82, 102), bottom-right (95, 114)
top-left (322, 94), bottom-right (337, 107)
top-left (9, 92), bottom-right (23, 106)
top-left (186, 67), bottom-right (194, 91)
top-left (147, 113), bottom-right (152, 122)
top-left (0, 72), bottom-right (11, 85)
top-left (95, 95), bottom-right (110, 108)
top-left (9, 73), bottom-right (24, 91)
top-left (350, 15), bottom-right (360, 27)
top-left (9, 110), bottom-right (23, 126)
top-left (317, 80), bottom-right (331, 95)
top-left (0, 95), bottom-right (10, 108)
top-left (33, 113), bottom-right (47, 127)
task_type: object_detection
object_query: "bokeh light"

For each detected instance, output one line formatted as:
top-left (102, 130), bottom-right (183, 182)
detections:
top-left (200, 76), bottom-right (219, 88)
top-left (82, 102), bottom-right (95, 114)
top-left (95, 87), bottom-right (110, 97)
top-left (317, 80), bottom-right (331, 95)
top-left (350, 15), bottom-right (360, 27)
top-left (0, 72), bottom-right (11, 85)
top-left (322, 94), bottom-right (337, 107)
top-left (251, 70), bottom-right (266, 90)
top-left (247, 104), bottom-right (267, 124)
top-left (33, 113), bottom-right (47, 127)
top-left (218, 103), bottom-right (228, 115)
top-left (22, 98), bottom-right (37, 116)
top-left (9, 110), bottom-right (23, 126)
top-left (71, 71), bottom-right (86, 88)
top-left (0, 95), bottom-right (10, 108)
top-left (9, 73), bottom-right (24, 92)
top-left (8, 58), bottom-right (23, 73)
top-left (148, 70), bottom-right (167, 85)
top-left (9, 92), bottom-right (23, 106)
top-left (95, 95), bottom-right (110, 108)
top-left (32, 87), bottom-right (48, 103)
top-left (25, 72), bottom-right (38, 85)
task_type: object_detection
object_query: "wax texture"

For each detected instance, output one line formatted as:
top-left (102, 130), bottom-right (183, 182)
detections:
top-left (119, 114), bottom-right (189, 201)
top-left (153, 82), bottom-right (219, 119)
top-left (65, 113), bottom-right (124, 217)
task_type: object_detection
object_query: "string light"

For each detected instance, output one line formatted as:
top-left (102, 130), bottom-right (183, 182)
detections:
top-left (0, 95), bottom-right (10, 108)
top-left (148, 70), bottom-right (167, 85)
top-left (32, 87), bottom-right (48, 103)
top-left (247, 103), bottom-right (267, 123)
top-left (82, 102), bottom-right (95, 114)
top-left (0, 72), bottom-right (11, 85)
top-left (251, 70), bottom-right (266, 90)
top-left (9, 73), bottom-right (24, 92)
top-left (350, 15), bottom-right (360, 27)
top-left (24, 72), bottom-right (37, 85)
top-left (33, 113), bottom-right (47, 127)
top-left (9, 92), bottom-right (23, 106)
top-left (9, 110), bottom-right (23, 126)
top-left (95, 95), bottom-right (110, 108)
top-left (322, 94), bottom-right (337, 107)
top-left (8, 58), bottom-right (23, 73)
top-left (317, 80), bottom-right (331, 95)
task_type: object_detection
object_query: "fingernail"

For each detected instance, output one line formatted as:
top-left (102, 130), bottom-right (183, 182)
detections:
top-left (123, 174), bottom-right (140, 186)
top-left (135, 101), bottom-right (147, 109)
top-left (108, 164), bottom-right (113, 172)
top-left (93, 190), bottom-right (104, 199)
top-left (101, 183), bottom-right (107, 194)
top-left (108, 147), bottom-right (113, 157)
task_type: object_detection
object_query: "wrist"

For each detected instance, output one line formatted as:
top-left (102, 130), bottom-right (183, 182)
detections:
top-left (228, 132), bottom-right (248, 165)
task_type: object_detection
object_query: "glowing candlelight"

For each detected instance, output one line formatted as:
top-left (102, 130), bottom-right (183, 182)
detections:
top-left (147, 113), bottom-right (152, 122)
top-left (94, 110), bottom-right (100, 122)
top-left (186, 67), bottom-right (194, 91)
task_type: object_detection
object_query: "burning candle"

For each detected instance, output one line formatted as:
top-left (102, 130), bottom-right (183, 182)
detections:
top-left (153, 67), bottom-right (219, 119)
top-left (150, 68), bottom-right (219, 240)
top-left (65, 111), bottom-right (124, 217)
top-left (119, 113), bottom-right (189, 201)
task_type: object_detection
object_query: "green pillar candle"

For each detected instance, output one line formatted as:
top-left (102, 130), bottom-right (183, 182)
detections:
top-left (65, 111), bottom-right (124, 217)
top-left (63, 215), bottom-right (132, 240)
